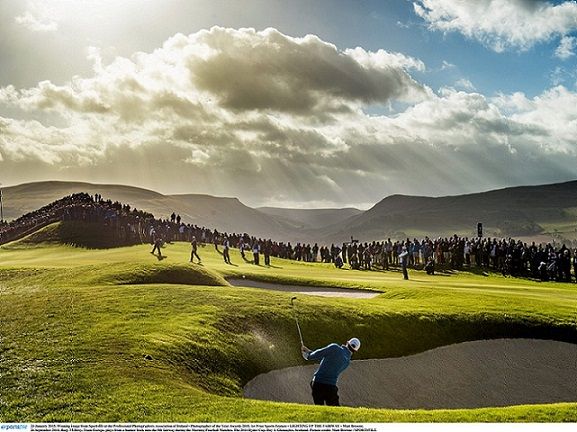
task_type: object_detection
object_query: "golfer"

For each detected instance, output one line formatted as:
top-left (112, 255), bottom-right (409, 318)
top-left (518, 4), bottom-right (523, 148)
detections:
top-left (301, 337), bottom-right (361, 406)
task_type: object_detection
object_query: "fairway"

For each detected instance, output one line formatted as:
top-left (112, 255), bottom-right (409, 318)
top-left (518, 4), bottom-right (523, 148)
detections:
top-left (1, 231), bottom-right (576, 422)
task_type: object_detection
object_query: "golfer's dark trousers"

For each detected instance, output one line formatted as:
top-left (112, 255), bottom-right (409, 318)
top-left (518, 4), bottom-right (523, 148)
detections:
top-left (310, 380), bottom-right (340, 406)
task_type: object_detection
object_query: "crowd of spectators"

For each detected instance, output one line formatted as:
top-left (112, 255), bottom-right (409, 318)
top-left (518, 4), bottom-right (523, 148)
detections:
top-left (0, 193), bottom-right (157, 246)
top-left (326, 236), bottom-right (577, 283)
top-left (1, 193), bottom-right (576, 284)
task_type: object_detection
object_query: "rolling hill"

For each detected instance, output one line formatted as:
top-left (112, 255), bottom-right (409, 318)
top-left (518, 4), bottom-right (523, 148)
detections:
top-left (2, 180), bottom-right (577, 244)
top-left (0, 181), bottom-right (301, 241)
top-left (321, 181), bottom-right (577, 243)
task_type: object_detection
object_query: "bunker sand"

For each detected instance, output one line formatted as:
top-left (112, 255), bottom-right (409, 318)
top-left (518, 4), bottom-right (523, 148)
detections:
top-left (244, 339), bottom-right (577, 409)
top-left (227, 278), bottom-right (380, 298)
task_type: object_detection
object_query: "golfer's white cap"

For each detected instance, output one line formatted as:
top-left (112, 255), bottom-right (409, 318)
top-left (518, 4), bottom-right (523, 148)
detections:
top-left (347, 337), bottom-right (361, 352)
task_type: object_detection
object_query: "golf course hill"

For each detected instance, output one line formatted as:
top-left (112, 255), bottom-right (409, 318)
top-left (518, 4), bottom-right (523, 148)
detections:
top-left (0, 181), bottom-right (300, 242)
top-left (3, 179), bottom-right (577, 243)
top-left (4, 223), bottom-right (228, 287)
top-left (0, 193), bottom-right (576, 422)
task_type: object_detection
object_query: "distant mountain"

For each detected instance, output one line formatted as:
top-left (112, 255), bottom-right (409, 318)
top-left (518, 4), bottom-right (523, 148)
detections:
top-left (2, 180), bottom-right (577, 244)
top-left (321, 181), bottom-right (577, 243)
top-left (257, 207), bottom-right (362, 230)
top-left (165, 194), bottom-right (295, 239)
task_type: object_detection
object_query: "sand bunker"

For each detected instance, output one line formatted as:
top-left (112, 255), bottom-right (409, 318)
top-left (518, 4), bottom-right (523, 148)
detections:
top-left (244, 339), bottom-right (577, 409)
top-left (227, 278), bottom-right (380, 299)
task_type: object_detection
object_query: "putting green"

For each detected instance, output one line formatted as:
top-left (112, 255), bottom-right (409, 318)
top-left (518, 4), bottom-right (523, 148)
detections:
top-left (0, 228), bottom-right (576, 422)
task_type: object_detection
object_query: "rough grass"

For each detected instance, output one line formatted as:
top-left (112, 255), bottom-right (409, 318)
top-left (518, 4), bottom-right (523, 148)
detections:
top-left (0, 235), bottom-right (576, 422)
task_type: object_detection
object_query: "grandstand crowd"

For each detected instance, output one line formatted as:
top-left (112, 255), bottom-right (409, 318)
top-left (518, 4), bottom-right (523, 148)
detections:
top-left (1, 193), bottom-right (576, 283)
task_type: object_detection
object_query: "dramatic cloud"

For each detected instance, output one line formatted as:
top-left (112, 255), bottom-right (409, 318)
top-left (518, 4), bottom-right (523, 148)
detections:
top-left (493, 86), bottom-right (577, 149)
top-left (414, 0), bottom-right (577, 52)
top-left (14, 1), bottom-right (58, 32)
top-left (2, 27), bottom-right (427, 118)
top-left (190, 29), bottom-right (429, 113)
top-left (555, 35), bottom-right (577, 59)
top-left (1, 26), bottom-right (576, 207)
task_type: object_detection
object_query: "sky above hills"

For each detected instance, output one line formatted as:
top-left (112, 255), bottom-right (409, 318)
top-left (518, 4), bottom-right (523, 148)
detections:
top-left (1, 0), bottom-right (577, 208)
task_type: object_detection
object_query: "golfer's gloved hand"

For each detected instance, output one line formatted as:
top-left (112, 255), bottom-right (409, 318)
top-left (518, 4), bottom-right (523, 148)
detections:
top-left (301, 345), bottom-right (311, 360)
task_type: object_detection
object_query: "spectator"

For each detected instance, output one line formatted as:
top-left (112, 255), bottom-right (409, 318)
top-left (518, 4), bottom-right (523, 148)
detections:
top-left (399, 246), bottom-right (409, 280)
top-left (252, 241), bottom-right (260, 265)
top-left (425, 258), bottom-right (435, 275)
top-left (151, 237), bottom-right (163, 257)
top-left (220, 236), bottom-right (230, 264)
top-left (573, 249), bottom-right (577, 283)
top-left (190, 236), bottom-right (201, 264)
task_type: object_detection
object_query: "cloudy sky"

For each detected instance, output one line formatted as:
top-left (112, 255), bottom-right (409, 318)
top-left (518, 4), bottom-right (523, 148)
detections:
top-left (1, 0), bottom-right (577, 208)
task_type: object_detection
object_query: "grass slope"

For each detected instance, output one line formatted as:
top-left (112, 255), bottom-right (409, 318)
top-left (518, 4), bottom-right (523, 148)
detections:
top-left (0, 235), bottom-right (576, 422)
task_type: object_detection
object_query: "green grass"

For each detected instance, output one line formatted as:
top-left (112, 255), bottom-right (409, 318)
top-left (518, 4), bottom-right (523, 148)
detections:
top-left (1, 224), bottom-right (576, 422)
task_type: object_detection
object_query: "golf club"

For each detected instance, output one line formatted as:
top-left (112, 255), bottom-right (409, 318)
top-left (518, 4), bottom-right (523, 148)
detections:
top-left (290, 296), bottom-right (304, 346)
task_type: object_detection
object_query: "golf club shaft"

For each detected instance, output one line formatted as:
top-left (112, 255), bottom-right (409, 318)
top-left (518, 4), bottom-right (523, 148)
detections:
top-left (291, 297), bottom-right (304, 345)
top-left (295, 317), bottom-right (304, 345)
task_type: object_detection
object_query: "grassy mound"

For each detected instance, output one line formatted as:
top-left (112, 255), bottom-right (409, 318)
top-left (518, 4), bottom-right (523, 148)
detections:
top-left (12, 221), bottom-right (136, 249)
top-left (95, 262), bottom-right (229, 287)
top-left (0, 241), bottom-right (576, 422)
top-left (0, 262), bottom-right (227, 289)
top-left (8, 222), bottom-right (63, 246)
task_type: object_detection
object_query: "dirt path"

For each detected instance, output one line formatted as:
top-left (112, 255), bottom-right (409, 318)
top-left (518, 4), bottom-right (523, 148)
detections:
top-left (244, 339), bottom-right (577, 409)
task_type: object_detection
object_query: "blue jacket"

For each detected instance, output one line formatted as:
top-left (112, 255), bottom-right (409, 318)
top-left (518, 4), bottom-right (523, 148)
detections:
top-left (307, 343), bottom-right (352, 386)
